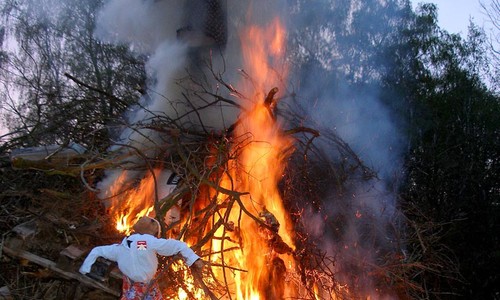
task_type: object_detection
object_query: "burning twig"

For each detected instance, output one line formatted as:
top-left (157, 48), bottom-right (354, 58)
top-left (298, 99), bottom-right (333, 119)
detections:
top-left (192, 269), bottom-right (218, 300)
top-left (263, 87), bottom-right (280, 120)
top-left (264, 87), bottom-right (279, 108)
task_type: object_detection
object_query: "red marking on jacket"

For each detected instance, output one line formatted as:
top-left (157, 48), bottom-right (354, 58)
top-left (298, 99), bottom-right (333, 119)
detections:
top-left (137, 241), bottom-right (148, 250)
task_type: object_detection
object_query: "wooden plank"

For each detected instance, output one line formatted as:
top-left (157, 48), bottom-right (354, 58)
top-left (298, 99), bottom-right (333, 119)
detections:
top-left (1, 246), bottom-right (120, 297)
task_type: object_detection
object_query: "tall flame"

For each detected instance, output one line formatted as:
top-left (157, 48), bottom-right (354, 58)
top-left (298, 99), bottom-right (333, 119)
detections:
top-left (210, 17), bottom-right (296, 299)
top-left (107, 170), bottom-right (158, 235)
top-left (105, 16), bottom-right (299, 300)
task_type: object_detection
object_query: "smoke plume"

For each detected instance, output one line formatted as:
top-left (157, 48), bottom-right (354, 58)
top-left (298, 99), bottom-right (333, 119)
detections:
top-left (95, 0), bottom-right (407, 298)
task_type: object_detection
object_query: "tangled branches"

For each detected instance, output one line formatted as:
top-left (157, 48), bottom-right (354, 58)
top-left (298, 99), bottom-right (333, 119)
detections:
top-left (0, 60), bottom-right (460, 300)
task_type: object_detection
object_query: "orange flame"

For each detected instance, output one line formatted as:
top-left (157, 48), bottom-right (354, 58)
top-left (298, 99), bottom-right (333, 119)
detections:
top-left (107, 170), bottom-right (159, 235)
top-left (208, 17), bottom-right (297, 299)
top-left (240, 17), bottom-right (289, 102)
top-left (105, 16), bottom-right (300, 300)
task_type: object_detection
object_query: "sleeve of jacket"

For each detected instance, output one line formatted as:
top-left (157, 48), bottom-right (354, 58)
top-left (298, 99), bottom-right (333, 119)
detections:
top-left (79, 244), bottom-right (120, 274)
top-left (152, 238), bottom-right (200, 267)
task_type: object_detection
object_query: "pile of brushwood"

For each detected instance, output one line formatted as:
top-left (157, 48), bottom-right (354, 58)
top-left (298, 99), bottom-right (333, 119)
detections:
top-left (0, 74), bottom-right (459, 299)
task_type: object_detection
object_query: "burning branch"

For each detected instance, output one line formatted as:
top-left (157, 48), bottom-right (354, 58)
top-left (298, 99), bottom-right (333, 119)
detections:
top-left (264, 87), bottom-right (279, 111)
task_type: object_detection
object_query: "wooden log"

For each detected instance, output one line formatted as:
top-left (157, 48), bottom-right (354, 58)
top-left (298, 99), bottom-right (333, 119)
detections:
top-left (1, 246), bottom-right (120, 297)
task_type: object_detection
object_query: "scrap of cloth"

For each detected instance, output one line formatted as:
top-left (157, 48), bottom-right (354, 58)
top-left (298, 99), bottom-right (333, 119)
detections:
top-left (121, 275), bottom-right (162, 300)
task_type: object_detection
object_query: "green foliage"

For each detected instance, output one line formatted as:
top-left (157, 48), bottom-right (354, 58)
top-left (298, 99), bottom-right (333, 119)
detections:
top-left (399, 3), bottom-right (500, 298)
top-left (288, 1), bottom-right (499, 297)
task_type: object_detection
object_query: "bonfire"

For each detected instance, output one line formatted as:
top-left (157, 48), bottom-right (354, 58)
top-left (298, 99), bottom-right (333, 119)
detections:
top-left (0, 2), bottom-right (423, 300)
top-left (99, 17), bottom-right (333, 300)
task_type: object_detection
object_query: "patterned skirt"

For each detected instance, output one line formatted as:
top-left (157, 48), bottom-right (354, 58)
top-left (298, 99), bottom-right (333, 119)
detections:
top-left (120, 276), bottom-right (163, 300)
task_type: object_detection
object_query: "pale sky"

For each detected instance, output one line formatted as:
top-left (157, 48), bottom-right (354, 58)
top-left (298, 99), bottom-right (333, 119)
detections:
top-left (411, 0), bottom-right (495, 37)
top-left (1, 0), bottom-right (497, 139)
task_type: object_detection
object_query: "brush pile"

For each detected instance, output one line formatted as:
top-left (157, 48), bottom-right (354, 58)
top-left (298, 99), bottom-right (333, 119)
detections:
top-left (0, 71), bottom-right (449, 300)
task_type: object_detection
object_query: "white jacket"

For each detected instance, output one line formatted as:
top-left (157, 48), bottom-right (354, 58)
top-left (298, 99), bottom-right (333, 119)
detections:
top-left (79, 233), bottom-right (200, 283)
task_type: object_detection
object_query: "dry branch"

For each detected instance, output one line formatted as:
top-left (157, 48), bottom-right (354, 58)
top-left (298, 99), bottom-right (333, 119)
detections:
top-left (0, 57), bottom-right (447, 300)
top-left (64, 73), bottom-right (128, 109)
top-left (1, 246), bottom-right (120, 297)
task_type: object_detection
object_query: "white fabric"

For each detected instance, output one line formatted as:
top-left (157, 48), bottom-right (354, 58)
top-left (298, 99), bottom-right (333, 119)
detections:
top-left (79, 233), bottom-right (199, 283)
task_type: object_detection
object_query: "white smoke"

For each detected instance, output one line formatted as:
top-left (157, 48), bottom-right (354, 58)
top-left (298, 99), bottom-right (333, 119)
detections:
top-left (93, 0), bottom-right (405, 297)
top-left (287, 1), bottom-right (409, 298)
top-left (317, 93), bottom-right (404, 182)
top-left (93, 0), bottom-right (289, 195)
top-left (94, 0), bottom-right (185, 53)
top-left (94, 0), bottom-right (289, 137)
